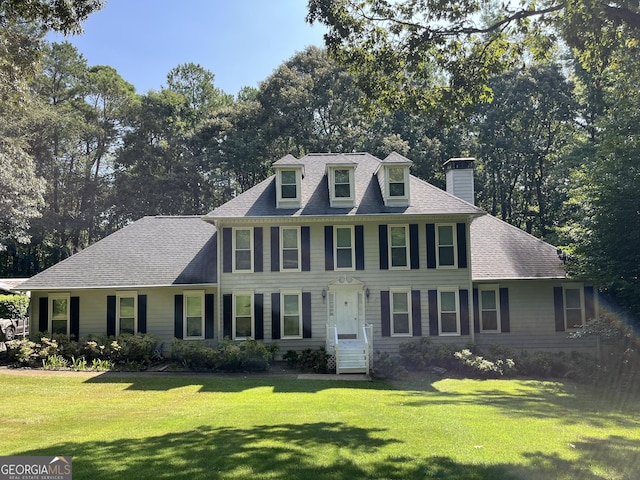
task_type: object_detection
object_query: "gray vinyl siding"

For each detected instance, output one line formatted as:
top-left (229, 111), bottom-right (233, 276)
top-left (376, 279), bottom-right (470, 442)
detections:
top-left (218, 218), bottom-right (474, 355)
top-left (29, 287), bottom-right (217, 355)
top-left (473, 279), bottom-right (597, 353)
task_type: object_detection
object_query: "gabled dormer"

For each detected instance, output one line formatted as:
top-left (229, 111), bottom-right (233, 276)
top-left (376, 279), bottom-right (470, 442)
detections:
top-left (376, 152), bottom-right (412, 207)
top-left (326, 156), bottom-right (357, 208)
top-left (273, 154), bottom-right (304, 209)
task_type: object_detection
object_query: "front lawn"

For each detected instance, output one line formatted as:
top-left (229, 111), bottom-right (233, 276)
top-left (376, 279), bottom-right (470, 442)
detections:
top-left (1, 370), bottom-right (639, 479)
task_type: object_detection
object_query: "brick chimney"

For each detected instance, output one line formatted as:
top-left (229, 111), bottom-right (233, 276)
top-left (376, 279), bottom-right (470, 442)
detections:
top-left (444, 157), bottom-right (475, 205)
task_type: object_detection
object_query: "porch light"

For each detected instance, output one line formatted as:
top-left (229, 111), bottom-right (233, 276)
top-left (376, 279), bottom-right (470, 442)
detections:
top-left (365, 287), bottom-right (370, 301)
top-left (322, 289), bottom-right (327, 303)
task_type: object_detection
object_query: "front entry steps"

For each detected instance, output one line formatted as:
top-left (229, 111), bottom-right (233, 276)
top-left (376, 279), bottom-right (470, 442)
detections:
top-left (336, 339), bottom-right (368, 374)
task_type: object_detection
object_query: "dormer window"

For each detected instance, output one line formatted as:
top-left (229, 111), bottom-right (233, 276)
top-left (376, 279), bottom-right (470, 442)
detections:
top-left (327, 164), bottom-right (356, 207)
top-left (274, 159), bottom-right (303, 209)
top-left (376, 152), bottom-right (412, 207)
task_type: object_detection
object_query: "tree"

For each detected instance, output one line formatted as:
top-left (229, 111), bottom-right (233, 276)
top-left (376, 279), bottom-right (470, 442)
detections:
top-left (307, 0), bottom-right (640, 118)
top-left (474, 64), bottom-right (577, 240)
top-left (0, 0), bottom-right (103, 103)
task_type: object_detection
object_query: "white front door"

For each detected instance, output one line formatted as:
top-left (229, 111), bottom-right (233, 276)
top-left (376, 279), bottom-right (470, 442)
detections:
top-left (329, 286), bottom-right (363, 339)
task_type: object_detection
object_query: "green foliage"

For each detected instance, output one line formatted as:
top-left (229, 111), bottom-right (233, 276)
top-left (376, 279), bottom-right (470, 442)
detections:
top-left (0, 294), bottom-right (29, 319)
top-left (371, 351), bottom-right (408, 379)
top-left (4, 333), bottom-right (161, 370)
top-left (398, 337), bottom-right (460, 371)
top-left (282, 347), bottom-right (330, 373)
top-left (454, 349), bottom-right (516, 378)
top-left (171, 339), bottom-right (274, 372)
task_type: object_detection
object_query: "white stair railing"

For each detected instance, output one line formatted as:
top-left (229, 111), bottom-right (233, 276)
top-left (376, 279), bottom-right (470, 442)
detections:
top-left (362, 323), bottom-right (372, 375)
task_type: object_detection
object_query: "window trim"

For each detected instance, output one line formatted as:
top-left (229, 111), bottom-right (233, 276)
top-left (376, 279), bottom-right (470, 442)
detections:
top-left (388, 224), bottom-right (410, 270)
top-left (563, 283), bottom-right (585, 331)
top-left (478, 285), bottom-right (501, 333)
top-left (328, 166), bottom-right (356, 206)
top-left (183, 290), bottom-right (205, 340)
top-left (438, 287), bottom-right (460, 336)
top-left (232, 227), bottom-right (254, 273)
top-left (436, 224), bottom-right (458, 269)
top-left (233, 291), bottom-right (254, 340)
top-left (276, 168), bottom-right (302, 207)
top-left (390, 287), bottom-right (412, 337)
top-left (280, 226), bottom-right (301, 272)
top-left (386, 166), bottom-right (409, 200)
top-left (116, 291), bottom-right (138, 337)
top-left (49, 293), bottom-right (70, 336)
top-left (334, 225), bottom-right (355, 271)
top-left (280, 290), bottom-right (303, 340)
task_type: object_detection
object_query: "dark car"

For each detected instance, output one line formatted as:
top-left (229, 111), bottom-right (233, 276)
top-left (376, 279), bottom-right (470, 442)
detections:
top-left (0, 317), bottom-right (28, 342)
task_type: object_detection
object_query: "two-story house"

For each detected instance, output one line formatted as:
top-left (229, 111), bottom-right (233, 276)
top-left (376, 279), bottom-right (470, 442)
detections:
top-left (18, 152), bottom-right (597, 373)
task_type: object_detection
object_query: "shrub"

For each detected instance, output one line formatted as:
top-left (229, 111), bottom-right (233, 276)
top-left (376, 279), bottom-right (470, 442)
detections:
top-left (0, 294), bottom-right (29, 319)
top-left (171, 338), bottom-right (274, 372)
top-left (399, 338), bottom-right (461, 371)
top-left (281, 347), bottom-right (329, 373)
top-left (372, 351), bottom-right (408, 379)
top-left (115, 333), bottom-right (162, 366)
top-left (454, 349), bottom-right (516, 378)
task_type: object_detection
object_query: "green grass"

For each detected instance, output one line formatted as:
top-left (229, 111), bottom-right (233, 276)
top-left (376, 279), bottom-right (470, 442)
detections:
top-left (1, 371), bottom-right (639, 479)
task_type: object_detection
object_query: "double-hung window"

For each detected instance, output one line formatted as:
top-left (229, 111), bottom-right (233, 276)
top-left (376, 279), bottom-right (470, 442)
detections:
top-left (280, 170), bottom-right (297, 199)
top-left (281, 291), bottom-right (302, 339)
top-left (564, 285), bottom-right (585, 330)
top-left (233, 292), bottom-right (254, 340)
top-left (116, 292), bottom-right (137, 336)
top-left (334, 169), bottom-right (352, 198)
top-left (335, 226), bottom-right (354, 270)
top-left (437, 224), bottom-right (456, 267)
top-left (479, 286), bottom-right (500, 332)
top-left (388, 167), bottom-right (407, 198)
top-left (389, 225), bottom-right (409, 268)
top-left (184, 290), bottom-right (205, 339)
top-left (439, 288), bottom-right (460, 335)
top-left (281, 227), bottom-right (301, 271)
top-left (233, 228), bottom-right (253, 272)
top-left (391, 288), bottom-right (411, 336)
top-left (49, 294), bottom-right (70, 335)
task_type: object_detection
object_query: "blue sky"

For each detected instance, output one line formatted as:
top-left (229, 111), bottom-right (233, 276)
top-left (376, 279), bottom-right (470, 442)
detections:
top-left (48, 0), bottom-right (327, 96)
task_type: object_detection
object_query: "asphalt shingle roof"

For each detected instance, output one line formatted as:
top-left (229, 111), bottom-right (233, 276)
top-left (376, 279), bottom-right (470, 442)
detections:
top-left (19, 216), bottom-right (217, 290)
top-left (470, 214), bottom-right (566, 280)
top-left (205, 152), bottom-right (483, 219)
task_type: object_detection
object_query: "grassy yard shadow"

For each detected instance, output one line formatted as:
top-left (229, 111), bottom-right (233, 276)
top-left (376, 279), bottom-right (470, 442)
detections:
top-left (16, 423), bottom-right (639, 479)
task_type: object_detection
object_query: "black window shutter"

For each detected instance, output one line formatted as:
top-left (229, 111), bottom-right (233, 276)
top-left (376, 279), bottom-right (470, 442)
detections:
top-left (106, 295), bottom-right (116, 337)
top-left (205, 294), bottom-right (214, 339)
top-left (222, 228), bottom-right (232, 273)
top-left (301, 226), bottom-right (311, 271)
top-left (254, 293), bottom-right (264, 340)
top-left (553, 287), bottom-right (565, 332)
top-left (254, 227), bottom-right (263, 272)
top-left (378, 225), bottom-right (389, 270)
top-left (39, 297), bottom-right (48, 333)
top-left (411, 290), bottom-right (422, 336)
top-left (302, 292), bottom-right (312, 338)
top-left (473, 288), bottom-right (480, 333)
top-left (457, 223), bottom-right (468, 268)
top-left (584, 286), bottom-right (595, 321)
top-left (355, 225), bottom-right (365, 270)
top-left (324, 226), bottom-right (334, 271)
top-left (271, 293), bottom-right (281, 340)
top-left (460, 289), bottom-right (470, 335)
top-left (138, 294), bottom-right (147, 334)
top-left (174, 294), bottom-right (184, 339)
top-left (223, 294), bottom-right (232, 338)
top-left (410, 224), bottom-right (420, 269)
top-left (381, 290), bottom-right (391, 337)
top-left (426, 224), bottom-right (436, 269)
top-left (428, 289), bottom-right (439, 336)
top-left (499, 288), bottom-right (510, 333)
top-left (270, 227), bottom-right (280, 272)
top-left (70, 296), bottom-right (80, 340)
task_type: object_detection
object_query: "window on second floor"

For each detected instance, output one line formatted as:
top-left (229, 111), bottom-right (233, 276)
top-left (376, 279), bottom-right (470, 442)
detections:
top-left (387, 167), bottom-right (407, 198)
top-left (281, 227), bottom-right (301, 271)
top-left (437, 224), bottom-right (457, 268)
top-left (233, 228), bottom-right (253, 272)
top-left (335, 226), bottom-right (354, 270)
top-left (328, 165), bottom-right (356, 207)
top-left (275, 167), bottom-right (302, 208)
top-left (389, 225), bottom-right (409, 268)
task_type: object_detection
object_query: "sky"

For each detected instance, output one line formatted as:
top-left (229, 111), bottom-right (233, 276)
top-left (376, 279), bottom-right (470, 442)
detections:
top-left (48, 0), bottom-right (327, 97)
